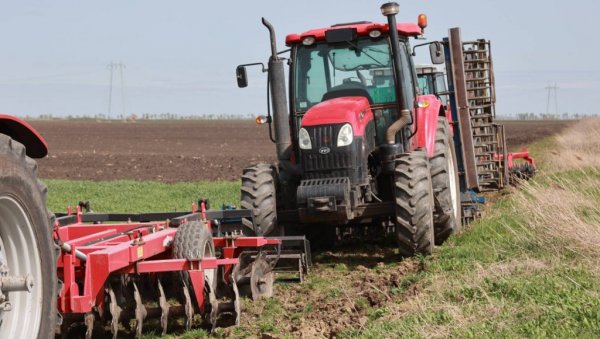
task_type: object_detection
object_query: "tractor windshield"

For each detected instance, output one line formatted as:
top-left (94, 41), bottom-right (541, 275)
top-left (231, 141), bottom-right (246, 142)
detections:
top-left (294, 38), bottom-right (397, 112)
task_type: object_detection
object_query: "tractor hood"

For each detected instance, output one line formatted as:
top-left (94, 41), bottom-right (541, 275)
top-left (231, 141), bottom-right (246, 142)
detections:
top-left (301, 97), bottom-right (374, 137)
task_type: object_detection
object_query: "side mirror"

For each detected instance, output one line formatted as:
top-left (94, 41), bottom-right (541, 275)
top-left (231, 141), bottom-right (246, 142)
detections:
top-left (236, 66), bottom-right (248, 88)
top-left (429, 42), bottom-right (445, 65)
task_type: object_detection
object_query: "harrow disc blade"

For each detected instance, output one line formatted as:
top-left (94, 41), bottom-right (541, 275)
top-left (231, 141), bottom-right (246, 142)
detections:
top-left (107, 285), bottom-right (122, 339)
top-left (250, 256), bottom-right (274, 300)
top-left (157, 278), bottom-right (169, 336)
top-left (232, 278), bottom-right (241, 326)
top-left (207, 279), bottom-right (219, 332)
top-left (132, 281), bottom-right (147, 338)
top-left (182, 281), bottom-right (195, 331)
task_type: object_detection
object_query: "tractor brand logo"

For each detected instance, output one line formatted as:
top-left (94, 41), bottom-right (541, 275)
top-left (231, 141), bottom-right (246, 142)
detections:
top-left (319, 146), bottom-right (331, 154)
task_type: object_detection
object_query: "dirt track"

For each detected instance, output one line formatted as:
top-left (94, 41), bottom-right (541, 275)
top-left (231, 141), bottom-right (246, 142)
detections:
top-left (29, 119), bottom-right (571, 182)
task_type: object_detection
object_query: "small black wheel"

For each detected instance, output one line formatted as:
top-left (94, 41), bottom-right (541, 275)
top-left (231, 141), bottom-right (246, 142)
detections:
top-left (0, 134), bottom-right (56, 339)
top-left (430, 119), bottom-right (462, 245)
top-left (394, 150), bottom-right (435, 257)
top-left (240, 163), bottom-right (281, 236)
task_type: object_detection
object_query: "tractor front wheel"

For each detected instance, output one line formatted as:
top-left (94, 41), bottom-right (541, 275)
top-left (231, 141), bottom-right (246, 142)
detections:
top-left (430, 119), bottom-right (462, 245)
top-left (394, 150), bottom-right (435, 257)
top-left (240, 164), bottom-right (281, 236)
top-left (0, 134), bottom-right (56, 339)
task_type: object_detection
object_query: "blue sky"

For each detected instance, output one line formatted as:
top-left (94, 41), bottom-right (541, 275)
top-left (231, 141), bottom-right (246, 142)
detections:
top-left (0, 0), bottom-right (597, 118)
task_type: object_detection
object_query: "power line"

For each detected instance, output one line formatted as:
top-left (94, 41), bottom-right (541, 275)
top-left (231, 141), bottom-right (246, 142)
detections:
top-left (107, 61), bottom-right (126, 119)
top-left (545, 84), bottom-right (559, 115)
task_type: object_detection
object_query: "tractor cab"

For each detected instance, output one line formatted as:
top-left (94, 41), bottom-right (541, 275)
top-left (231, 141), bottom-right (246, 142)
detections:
top-left (416, 64), bottom-right (448, 106)
top-left (287, 20), bottom-right (424, 152)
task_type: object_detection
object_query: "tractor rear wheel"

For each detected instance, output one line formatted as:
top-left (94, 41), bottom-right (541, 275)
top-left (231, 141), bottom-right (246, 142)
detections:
top-left (430, 119), bottom-right (462, 245)
top-left (394, 150), bottom-right (435, 257)
top-left (0, 134), bottom-right (56, 339)
top-left (240, 164), bottom-right (281, 236)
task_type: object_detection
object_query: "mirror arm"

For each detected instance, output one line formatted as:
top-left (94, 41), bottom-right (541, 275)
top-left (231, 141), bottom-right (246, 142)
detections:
top-left (412, 41), bottom-right (433, 56)
top-left (239, 62), bottom-right (268, 73)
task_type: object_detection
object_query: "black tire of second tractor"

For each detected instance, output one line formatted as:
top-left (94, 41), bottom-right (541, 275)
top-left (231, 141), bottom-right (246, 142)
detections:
top-left (430, 119), bottom-right (462, 245)
top-left (0, 134), bottom-right (57, 339)
top-left (240, 163), bottom-right (281, 236)
top-left (394, 150), bottom-right (435, 257)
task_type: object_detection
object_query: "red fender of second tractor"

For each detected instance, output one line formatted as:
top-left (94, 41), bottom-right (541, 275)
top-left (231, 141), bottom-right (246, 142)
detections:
top-left (300, 96), bottom-right (374, 136)
top-left (411, 94), bottom-right (444, 157)
top-left (0, 114), bottom-right (48, 158)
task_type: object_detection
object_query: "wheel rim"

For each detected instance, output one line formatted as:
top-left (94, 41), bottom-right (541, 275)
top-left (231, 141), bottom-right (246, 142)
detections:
top-left (203, 240), bottom-right (215, 287)
top-left (0, 195), bottom-right (43, 338)
top-left (447, 149), bottom-right (460, 222)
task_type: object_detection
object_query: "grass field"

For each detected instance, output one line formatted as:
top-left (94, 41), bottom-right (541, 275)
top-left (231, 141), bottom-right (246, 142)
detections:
top-left (46, 179), bottom-right (239, 214)
top-left (45, 118), bottom-right (600, 338)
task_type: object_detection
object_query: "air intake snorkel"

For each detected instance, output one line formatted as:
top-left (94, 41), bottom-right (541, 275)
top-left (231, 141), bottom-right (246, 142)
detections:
top-left (381, 2), bottom-right (412, 145)
top-left (262, 17), bottom-right (292, 163)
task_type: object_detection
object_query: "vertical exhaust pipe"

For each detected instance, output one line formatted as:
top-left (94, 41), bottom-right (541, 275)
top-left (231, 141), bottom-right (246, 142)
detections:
top-left (262, 18), bottom-right (292, 162)
top-left (381, 2), bottom-right (412, 144)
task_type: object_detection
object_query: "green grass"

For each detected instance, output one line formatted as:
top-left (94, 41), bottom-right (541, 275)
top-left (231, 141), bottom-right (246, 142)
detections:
top-left (45, 179), bottom-right (239, 213)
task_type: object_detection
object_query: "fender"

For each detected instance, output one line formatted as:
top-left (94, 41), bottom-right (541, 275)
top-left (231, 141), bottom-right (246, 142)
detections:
top-left (0, 114), bottom-right (48, 158)
top-left (411, 94), bottom-right (443, 157)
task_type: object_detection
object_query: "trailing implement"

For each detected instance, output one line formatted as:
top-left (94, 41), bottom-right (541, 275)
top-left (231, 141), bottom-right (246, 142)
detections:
top-left (53, 201), bottom-right (280, 338)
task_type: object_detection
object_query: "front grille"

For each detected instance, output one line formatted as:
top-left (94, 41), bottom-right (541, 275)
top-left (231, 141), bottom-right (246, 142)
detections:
top-left (302, 151), bottom-right (352, 172)
top-left (308, 124), bottom-right (340, 148)
top-left (300, 124), bottom-right (367, 184)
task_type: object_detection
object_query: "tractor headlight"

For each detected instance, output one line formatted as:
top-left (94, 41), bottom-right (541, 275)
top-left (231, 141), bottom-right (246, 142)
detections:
top-left (337, 123), bottom-right (353, 147)
top-left (299, 127), bottom-right (312, 149)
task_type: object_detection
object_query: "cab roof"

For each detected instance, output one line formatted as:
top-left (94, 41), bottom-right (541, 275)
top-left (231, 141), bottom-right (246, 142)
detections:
top-left (285, 21), bottom-right (422, 46)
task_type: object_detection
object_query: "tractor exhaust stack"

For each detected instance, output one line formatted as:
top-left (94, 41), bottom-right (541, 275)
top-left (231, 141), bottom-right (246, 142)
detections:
top-left (262, 17), bottom-right (292, 162)
top-left (381, 2), bottom-right (412, 144)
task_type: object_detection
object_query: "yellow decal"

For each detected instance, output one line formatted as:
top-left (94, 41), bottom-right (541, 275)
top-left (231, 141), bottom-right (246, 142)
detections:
top-left (137, 247), bottom-right (144, 258)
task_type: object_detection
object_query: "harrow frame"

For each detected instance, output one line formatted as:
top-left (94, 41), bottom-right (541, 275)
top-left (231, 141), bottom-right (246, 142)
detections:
top-left (53, 202), bottom-right (280, 336)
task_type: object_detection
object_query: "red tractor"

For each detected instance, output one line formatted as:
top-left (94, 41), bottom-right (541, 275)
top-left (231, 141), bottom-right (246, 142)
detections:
top-left (0, 114), bottom-right (56, 338)
top-left (237, 2), bottom-right (461, 255)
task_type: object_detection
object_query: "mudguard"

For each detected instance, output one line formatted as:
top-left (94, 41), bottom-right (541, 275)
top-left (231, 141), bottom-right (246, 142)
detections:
top-left (0, 114), bottom-right (48, 158)
top-left (411, 94), bottom-right (444, 157)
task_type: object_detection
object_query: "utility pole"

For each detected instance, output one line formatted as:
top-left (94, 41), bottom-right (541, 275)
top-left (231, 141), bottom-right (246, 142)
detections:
top-left (107, 61), bottom-right (126, 119)
top-left (545, 84), bottom-right (559, 116)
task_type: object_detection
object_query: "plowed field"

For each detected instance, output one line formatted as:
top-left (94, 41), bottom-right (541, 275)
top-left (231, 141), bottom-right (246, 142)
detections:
top-left (29, 119), bottom-right (572, 182)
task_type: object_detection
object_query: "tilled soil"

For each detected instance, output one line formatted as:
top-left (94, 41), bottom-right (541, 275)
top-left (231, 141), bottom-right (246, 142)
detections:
top-left (233, 247), bottom-right (423, 338)
top-left (29, 119), bottom-right (571, 182)
top-left (29, 120), bottom-right (275, 182)
top-left (500, 120), bottom-right (573, 151)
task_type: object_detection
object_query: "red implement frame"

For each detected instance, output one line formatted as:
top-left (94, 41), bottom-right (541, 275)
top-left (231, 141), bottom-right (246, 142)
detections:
top-left (495, 147), bottom-right (536, 169)
top-left (54, 203), bottom-right (280, 315)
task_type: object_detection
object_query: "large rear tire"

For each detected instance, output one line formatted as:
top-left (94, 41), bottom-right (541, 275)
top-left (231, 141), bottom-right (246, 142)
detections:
top-left (430, 119), bottom-right (462, 245)
top-left (240, 164), bottom-right (281, 236)
top-left (394, 150), bottom-right (435, 257)
top-left (0, 134), bottom-right (56, 339)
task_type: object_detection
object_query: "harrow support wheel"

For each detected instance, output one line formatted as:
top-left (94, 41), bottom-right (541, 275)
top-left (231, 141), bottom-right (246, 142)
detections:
top-left (173, 220), bottom-right (218, 329)
top-left (240, 163), bottom-right (281, 236)
top-left (394, 150), bottom-right (435, 257)
top-left (430, 119), bottom-right (462, 245)
top-left (0, 134), bottom-right (56, 339)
